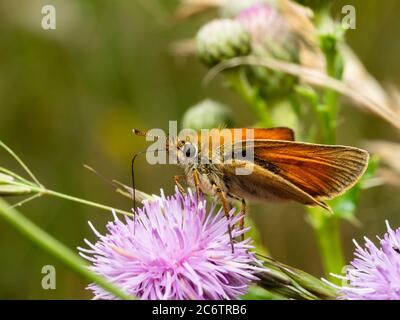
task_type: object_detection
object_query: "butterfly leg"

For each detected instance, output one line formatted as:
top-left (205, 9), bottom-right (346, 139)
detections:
top-left (173, 175), bottom-right (186, 195)
top-left (213, 184), bottom-right (234, 253)
top-left (239, 199), bottom-right (246, 241)
top-left (192, 169), bottom-right (202, 201)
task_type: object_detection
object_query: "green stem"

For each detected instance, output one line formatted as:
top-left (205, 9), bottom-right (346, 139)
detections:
top-left (9, 181), bottom-right (134, 217)
top-left (309, 32), bottom-right (346, 283)
top-left (307, 207), bottom-right (345, 284)
top-left (42, 188), bottom-right (135, 217)
top-left (316, 103), bottom-right (336, 144)
top-left (228, 69), bottom-right (274, 127)
top-left (0, 197), bottom-right (134, 300)
top-left (323, 49), bottom-right (339, 144)
top-left (0, 138), bottom-right (133, 217)
top-left (312, 45), bottom-right (339, 144)
top-left (294, 85), bottom-right (320, 142)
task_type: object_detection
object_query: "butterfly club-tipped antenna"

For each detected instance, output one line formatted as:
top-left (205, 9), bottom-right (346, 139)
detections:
top-left (133, 129), bottom-right (170, 149)
top-left (132, 129), bottom-right (148, 138)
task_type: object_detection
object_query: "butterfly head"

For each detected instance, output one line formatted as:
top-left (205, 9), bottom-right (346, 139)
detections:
top-left (175, 136), bottom-right (200, 167)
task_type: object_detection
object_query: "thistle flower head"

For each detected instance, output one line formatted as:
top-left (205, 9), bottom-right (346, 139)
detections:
top-left (236, 3), bottom-right (295, 59)
top-left (79, 188), bottom-right (260, 300)
top-left (294, 0), bottom-right (332, 10)
top-left (333, 221), bottom-right (400, 300)
top-left (182, 99), bottom-right (234, 130)
top-left (196, 19), bottom-right (251, 67)
top-left (220, 0), bottom-right (267, 18)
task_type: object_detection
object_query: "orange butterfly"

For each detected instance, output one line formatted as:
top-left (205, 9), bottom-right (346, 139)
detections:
top-left (135, 127), bottom-right (369, 249)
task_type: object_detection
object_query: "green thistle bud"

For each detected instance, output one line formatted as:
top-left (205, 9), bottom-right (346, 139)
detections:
top-left (256, 256), bottom-right (338, 300)
top-left (230, 3), bottom-right (299, 101)
top-left (196, 19), bottom-right (251, 67)
top-left (181, 99), bottom-right (234, 130)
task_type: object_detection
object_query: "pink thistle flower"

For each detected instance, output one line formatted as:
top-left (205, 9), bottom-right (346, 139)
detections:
top-left (236, 3), bottom-right (293, 53)
top-left (330, 221), bottom-right (400, 300)
top-left (78, 188), bottom-right (260, 300)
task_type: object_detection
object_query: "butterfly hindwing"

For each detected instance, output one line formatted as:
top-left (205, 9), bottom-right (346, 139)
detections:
top-left (246, 140), bottom-right (369, 200)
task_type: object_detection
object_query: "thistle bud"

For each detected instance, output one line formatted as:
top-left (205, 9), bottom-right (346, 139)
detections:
top-left (220, 0), bottom-right (267, 18)
top-left (196, 19), bottom-right (251, 67)
top-left (234, 3), bottom-right (298, 100)
top-left (257, 256), bottom-right (338, 300)
top-left (236, 3), bottom-right (296, 60)
top-left (181, 99), bottom-right (234, 130)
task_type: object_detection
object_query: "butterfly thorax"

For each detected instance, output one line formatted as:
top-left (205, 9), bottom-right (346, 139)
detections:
top-left (183, 162), bottom-right (228, 197)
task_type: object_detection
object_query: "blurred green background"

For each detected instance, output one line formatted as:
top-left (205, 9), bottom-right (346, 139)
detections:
top-left (0, 0), bottom-right (399, 299)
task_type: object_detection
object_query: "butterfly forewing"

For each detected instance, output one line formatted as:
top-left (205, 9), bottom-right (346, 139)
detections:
top-left (200, 127), bottom-right (295, 163)
top-left (229, 127), bottom-right (295, 142)
top-left (227, 140), bottom-right (369, 201)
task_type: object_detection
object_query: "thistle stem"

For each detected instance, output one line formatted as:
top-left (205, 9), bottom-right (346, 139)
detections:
top-left (321, 48), bottom-right (339, 144)
top-left (309, 32), bottom-right (346, 284)
top-left (307, 207), bottom-right (345, 283)
top-left (228, 69), bottom-right (274, 127)
top-left (0, 197), bottom-right (134, 300)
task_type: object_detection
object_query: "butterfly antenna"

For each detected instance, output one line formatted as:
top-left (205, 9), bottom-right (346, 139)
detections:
top-left (131, 153), bottom-right (140, 212)
top-left (130, 151), bottom-right (153, 210)
top-left (133, 129), bottom-right (148, 137)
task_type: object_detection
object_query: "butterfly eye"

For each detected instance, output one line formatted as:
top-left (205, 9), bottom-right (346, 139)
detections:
top-left (182, 143), bottom-right (197, 159)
